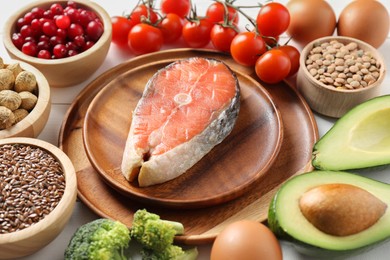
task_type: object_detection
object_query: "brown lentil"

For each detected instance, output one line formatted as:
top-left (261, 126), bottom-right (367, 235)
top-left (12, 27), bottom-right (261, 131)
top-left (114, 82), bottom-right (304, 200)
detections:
top-left (306, 40), bottom-right (382, 90)
top-left (0, 144), bottom-right (65, 234)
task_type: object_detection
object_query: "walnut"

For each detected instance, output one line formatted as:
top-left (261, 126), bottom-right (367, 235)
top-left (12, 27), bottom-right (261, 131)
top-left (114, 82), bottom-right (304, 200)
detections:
top-left (19, 91), bottom-right (37, 111)
top-left (0, 106), bottom-right (15, 129)
top-left (0, 90), bottom-right (22, 111)
top-left (15, 71), bottom-right (37, 92)
top-left (13, 108), bottom-right (29, 124)
top-left (0, 69), bottom-right (15, 90)
top-left (7, 63), bottom-right (23, 78)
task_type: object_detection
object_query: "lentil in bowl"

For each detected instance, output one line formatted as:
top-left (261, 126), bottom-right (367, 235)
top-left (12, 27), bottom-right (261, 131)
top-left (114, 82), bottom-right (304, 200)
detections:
top-left (0, 137), bottom-right (77, 259)
top-left (297, 36), bottom-right (386, 118)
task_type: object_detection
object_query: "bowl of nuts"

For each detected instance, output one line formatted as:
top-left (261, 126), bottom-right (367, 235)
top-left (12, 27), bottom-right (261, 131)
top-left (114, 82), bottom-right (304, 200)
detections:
top-left (0, 58), bottom-right (50, 138)
top-left (2, 0), bottom-right (112, 88)
top-left (297, 36), bottom-right (386, 118)
top-left (0, 137), bottom-right (77, 259)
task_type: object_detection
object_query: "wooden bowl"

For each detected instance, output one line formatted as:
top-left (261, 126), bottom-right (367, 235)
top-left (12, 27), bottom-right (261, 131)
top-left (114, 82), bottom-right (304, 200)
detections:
top-left (0, 60), bottom-right (50, 139)
top-left (0, 137), bottom-right (77, 259)
top-left (2, 0), bottom-right (112, 88)
top-left (297, 36), bottom-right (386, 118)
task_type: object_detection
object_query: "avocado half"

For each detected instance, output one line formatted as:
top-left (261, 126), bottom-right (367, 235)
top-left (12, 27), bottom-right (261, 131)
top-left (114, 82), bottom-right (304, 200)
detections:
top-left (312, 95), bottom-right (390, 170)
top-left (268, 171), bottom-right (390, 258)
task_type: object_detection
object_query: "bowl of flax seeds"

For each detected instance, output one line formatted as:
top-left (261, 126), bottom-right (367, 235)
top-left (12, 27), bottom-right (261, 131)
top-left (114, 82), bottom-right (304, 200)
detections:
top-left (0, 137), bottom-right (77, 259)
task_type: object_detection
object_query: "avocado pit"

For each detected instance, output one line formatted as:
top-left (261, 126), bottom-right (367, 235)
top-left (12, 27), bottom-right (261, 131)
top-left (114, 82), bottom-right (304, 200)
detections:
top-left (299, 183), bottom-right (387, 236)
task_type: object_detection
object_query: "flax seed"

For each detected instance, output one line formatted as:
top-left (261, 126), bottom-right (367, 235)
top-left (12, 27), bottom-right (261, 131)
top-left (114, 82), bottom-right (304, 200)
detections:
top-left (0, 144), bottom-right (65, 234)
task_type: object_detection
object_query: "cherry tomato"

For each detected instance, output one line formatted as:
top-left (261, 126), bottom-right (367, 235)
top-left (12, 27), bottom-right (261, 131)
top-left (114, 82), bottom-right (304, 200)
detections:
top-left (256, 2), bottom-right (290, 37)
top-left (182, 19), bottom-right (212, 48)
top-left (128, 23), bottom-right (163, 55)
top-left (158, 13), bottom-right (183, 43)
top-left (161, 0), bottom-right (190, 18)
top-left (255, 49), bottom-right (291, 84)
top-left (111, 16), bottom-right (135, 47)
top-left (210, 23), bottom-right (238, 52)
top-left (130, 4), bottom-right (158, 25)
top-left (279, 45), bottom-right (300, 77)
top-left (230, 31), bottom-right (266, 66)
top-left (206, 2), bottom-right (239, 25)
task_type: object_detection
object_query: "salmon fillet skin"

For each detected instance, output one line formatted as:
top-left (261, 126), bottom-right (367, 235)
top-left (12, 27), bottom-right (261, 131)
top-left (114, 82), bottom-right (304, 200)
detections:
top-left (121, 57), bottom-right (240, 187)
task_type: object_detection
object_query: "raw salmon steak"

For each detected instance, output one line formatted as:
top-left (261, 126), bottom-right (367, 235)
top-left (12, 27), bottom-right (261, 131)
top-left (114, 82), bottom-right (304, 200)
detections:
top-left (121, 57), bottom-right (240, 187)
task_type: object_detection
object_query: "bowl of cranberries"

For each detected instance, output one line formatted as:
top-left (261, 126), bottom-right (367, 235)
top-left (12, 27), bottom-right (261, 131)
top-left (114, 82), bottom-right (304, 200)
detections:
top-left (3, 0), bottom-right (112, 87)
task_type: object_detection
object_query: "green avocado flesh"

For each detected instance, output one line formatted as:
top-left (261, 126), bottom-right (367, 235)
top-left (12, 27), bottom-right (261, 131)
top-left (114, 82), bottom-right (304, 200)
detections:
top-left (312, 95), bottom-right (390, 170)
top-left (268, 171), bottom-right (390, 256)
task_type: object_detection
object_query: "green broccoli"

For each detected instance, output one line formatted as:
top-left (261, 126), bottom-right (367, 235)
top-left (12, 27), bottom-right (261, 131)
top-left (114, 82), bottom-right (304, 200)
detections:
top-left (131, 209), bottom-right (198, 260)
top-left (140, 245), bottom-right (199, 260)
top-left (64, 218), bottom-right (131, 260)
top-left (131, 209), bottom-right (184, 252)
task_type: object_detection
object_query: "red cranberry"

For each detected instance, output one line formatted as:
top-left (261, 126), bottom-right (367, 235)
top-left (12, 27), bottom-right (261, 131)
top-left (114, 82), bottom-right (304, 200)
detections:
top-left (39, 34), bottom-right (50, 42)
top-left (42, 20), bottom-right (57, 36)
top-left (64, 7), bottom-right (80, 23)
top-left (37, 49), bottom-right (51, 59)
top-left (66, 41), bottom-right (78, 51)
top-left (30, 18), bottom-right (43, 31)
top-left (22, 41), bottom-right (38, 56)
top-left (50, 35), bottom-right (65, 46)
top-left (11, 33), bottom-right (24, 49)
top-left (84, 41), bottom-right (94, 51)
top-left (50, 3), bottom-right (63, 15)
top-left (56, 28), bottom-right (67, 40)
top-left (23, 12), bottom-right (37, 24)
top-left (67, 1), bottom-right (77, 8)
top-left (73, 35), bottom-right (86, 48)
top-left (68, 23), bottom-right (84, 39)
top-left (31, 7), bottom-right (45, 18)
top-left (67, 49), bottom-right (79, 56)
top-left (16, 17), bottom-right (28, 30)
top-left (20, 25), bottom-right (34, 38)
top-left (24, 36), bottom-right (36, 44)
top-left (43, 9), bottom-right (54, 19)
top-left (37, 40), bottom-right (51, 51)
top-left (53, 43), bottom-right (67, 58)
top-left (79, 10), bottom-right (96, 27)
top-left (55, 15), bottom-right (71, 29)
top-left (86, 21), bottom-right (103, 41)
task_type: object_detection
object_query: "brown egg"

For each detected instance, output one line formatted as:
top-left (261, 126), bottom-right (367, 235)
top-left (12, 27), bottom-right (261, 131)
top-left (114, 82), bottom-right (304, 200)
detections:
top-left (210, 220), bottom-right (283, 260)
top-left (286, 0), bottom-right (337, 46)
top-left (337, 0), bottom-right (390, 48)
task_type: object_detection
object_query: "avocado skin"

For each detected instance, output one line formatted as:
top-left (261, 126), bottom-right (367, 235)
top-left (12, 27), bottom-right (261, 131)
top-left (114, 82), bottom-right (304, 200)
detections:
top-left (311, 95), bottom-right (390, 171)
top-left (267, 171), bottom-right (390, 258)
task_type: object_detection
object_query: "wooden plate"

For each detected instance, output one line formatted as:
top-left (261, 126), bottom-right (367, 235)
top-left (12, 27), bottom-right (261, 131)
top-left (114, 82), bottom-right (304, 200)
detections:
top-left (59, 49), bottom-right (318, 245)
top-left (82, 59), bottom-right (283, 208)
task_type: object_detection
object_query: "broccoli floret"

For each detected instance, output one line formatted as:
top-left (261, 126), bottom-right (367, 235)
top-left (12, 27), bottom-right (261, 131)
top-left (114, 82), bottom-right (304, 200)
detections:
top-left (131, 209), bottom-right (198, 260)
top-left (130, 209), bottom-right (184, 252)
top-left (141, 245), bottom-right (198, 260)
top-left (64, 218), bottom-right (131, 260)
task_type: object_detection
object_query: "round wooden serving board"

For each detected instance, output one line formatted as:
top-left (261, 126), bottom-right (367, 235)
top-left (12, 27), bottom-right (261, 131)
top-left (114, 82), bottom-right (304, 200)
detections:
top-left (59, 49), bottom-right (318, 245)
top-left (83, 58), bottom-right (283, 208)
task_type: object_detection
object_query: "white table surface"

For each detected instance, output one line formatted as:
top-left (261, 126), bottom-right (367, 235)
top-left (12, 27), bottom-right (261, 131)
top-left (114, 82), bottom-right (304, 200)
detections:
top-left (1, 0), bottom-right (390, 259)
